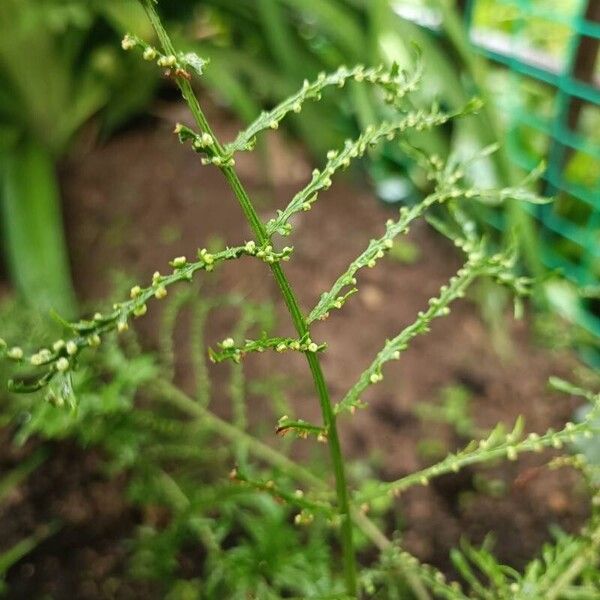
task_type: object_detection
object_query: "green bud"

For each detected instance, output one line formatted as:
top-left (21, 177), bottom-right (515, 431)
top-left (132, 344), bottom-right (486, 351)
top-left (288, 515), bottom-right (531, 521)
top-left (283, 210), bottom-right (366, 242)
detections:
top-left (121, 34), bottom-right (136, 51)
top-left (133, 304), bottom-right (147, 317)
top-left (7, 347), bottom-right (23, 360)
top-left (154, 286), bottom-right (167, 299)
top-left (222, 337), bottom-right (235, 349)
top-left (143, 47), bottom-right (157, 61)
top-left (172, 256), bottom-right (187, 268)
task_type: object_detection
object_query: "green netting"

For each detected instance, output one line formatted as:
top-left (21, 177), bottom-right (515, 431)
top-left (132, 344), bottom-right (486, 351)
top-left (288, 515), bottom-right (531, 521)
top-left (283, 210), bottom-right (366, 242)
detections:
top-left (463, 0), bottom-right (600, 360)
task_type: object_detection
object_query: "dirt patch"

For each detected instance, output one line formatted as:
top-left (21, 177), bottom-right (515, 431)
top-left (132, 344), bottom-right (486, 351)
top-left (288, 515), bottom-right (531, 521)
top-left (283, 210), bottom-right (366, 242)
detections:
top-left (0, 432), bottom-right (154, 599)
top-left (1, 101), bottom-right (590, 596)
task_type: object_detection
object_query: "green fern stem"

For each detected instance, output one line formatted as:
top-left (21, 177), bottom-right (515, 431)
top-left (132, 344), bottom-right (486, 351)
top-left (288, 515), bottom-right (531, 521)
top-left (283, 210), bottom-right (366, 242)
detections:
top-left (140, 1), bottom-right (357, 593)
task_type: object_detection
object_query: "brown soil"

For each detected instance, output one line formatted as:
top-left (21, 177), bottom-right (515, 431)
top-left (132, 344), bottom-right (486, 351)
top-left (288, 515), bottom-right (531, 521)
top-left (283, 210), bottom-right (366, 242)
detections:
top-left (1, 102), bottom-right (591, 598)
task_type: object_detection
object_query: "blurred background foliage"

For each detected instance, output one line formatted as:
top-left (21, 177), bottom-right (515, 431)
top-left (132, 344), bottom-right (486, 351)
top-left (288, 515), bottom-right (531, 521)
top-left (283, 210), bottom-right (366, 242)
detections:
top-left (0, 0), bottom-right (194, 317)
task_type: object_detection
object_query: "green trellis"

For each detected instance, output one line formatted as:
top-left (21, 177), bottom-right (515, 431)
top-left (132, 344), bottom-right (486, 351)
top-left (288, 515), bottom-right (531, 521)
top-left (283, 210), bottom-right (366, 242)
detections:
top-left (461, 0), bottom-right (600, 359)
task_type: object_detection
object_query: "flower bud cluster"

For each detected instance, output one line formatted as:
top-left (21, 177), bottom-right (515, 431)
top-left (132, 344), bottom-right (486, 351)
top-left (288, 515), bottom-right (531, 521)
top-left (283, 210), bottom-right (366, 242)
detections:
top-left (121, 34), bottom-right (208, 82)
top-left (173, 123), bottom-right (233, 167)
top-left (209, 334), bottom-right (325, 364)
top-left (294, 510), bottom-right (315, 526)
top-left (276, 415), bottom-right (328, 442)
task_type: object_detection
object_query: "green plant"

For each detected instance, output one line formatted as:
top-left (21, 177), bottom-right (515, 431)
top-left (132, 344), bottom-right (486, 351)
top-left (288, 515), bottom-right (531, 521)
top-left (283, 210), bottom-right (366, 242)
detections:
top-left (2, 2), bottom-right (600, 597)
top-left (189, 0), bottom-right (514, 193)
top-left (415, 384), bottom-right (476, 439)
top-left (0, 0), bottom-right (164, 316)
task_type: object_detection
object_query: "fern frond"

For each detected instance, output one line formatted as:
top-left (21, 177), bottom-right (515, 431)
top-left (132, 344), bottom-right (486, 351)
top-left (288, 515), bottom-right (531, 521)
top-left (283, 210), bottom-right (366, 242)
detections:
top-left (336, 243), bottom-right (519, 415)
top-left (225, 58), bottom-right (424, 157)
top-left (354, 404), bottom-right (599, 504)
top-left (6, 244), bottom-right (292, 401)
top-left (266, 101), bottom-right (482, 237)
top-left (308, 191), bottom-right (450, 324)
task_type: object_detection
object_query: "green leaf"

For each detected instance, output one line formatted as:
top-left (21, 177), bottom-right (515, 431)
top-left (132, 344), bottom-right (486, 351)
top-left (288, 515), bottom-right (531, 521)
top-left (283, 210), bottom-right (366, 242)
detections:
top-left (181, 52), bottom-right (208, 77)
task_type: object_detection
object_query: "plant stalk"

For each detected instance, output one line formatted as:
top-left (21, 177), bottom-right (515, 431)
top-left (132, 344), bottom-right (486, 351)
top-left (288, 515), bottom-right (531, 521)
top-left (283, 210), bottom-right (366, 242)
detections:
top-left (141, 2), bottom-right (357, 593)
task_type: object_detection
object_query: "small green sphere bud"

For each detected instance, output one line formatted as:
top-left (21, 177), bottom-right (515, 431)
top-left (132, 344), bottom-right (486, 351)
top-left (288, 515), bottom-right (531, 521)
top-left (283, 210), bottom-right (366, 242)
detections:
top-left (308, 342), bottom-right (319, 353)
top-left (133, 304), bottom-right (147, 317)
top-left (88, 334), bottom-right (101, 347)
top-left (40, 349), bottom-right (53, 362)
top-left (7, 347), bottom-right (23, 360)
top-left (130, 285), bottom-right (142, 299)
top-left (369, 372), bottom-right (382, 384)
top-left (117, 320), bottom-right (129, 333)
top-left (200, 250), bottom-right (214, 265)
top-left (222, 337), bottom-right (235, 349)
top-left (56, 357), bottom-right (70, 372)
top-left (172, 256), bottom-right (186, 268)
top-left (143, 47), bottom-right (157, 61)
top-left (53, 340), bottom-right (65, 352)
top-left (244, 241), bottom-right (256, 253)
top-left (121, 34), bottom-right (136, 51)
top-left (154, 287), bottom-right (167, 299)
top-left (200, 133), bottom-right (214, 146)
top-left (66, 341), bottom-right (78, 356)
top-left (157, 55), bottom-right (177, 67)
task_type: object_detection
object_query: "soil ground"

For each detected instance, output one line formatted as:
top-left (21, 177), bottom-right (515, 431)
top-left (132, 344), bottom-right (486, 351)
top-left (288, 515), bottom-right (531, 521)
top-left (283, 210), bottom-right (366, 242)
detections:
top-left (0, 101), bottom-right (592, 598)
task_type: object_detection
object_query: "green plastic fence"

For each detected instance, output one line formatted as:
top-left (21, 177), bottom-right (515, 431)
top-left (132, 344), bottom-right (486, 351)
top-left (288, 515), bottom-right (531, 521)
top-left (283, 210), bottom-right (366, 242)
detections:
top-left (462, 0), bottom-right (600, 362)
